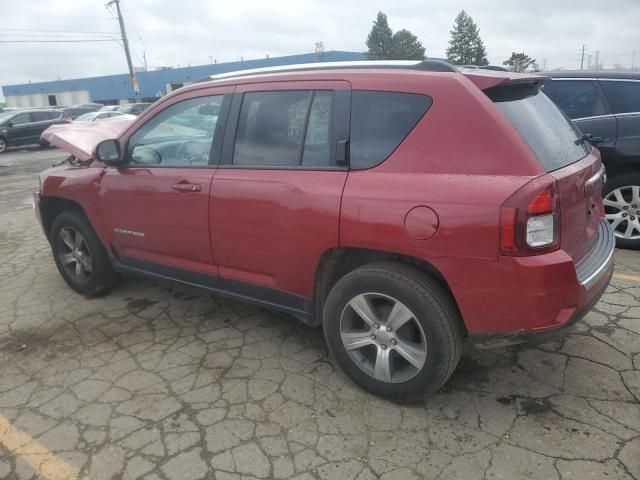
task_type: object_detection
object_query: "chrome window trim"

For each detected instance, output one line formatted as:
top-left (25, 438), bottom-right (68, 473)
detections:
top-left (572, 114), bottom-right (616, 121)
top-left (550, 78), bottom-right (640, 83)
top-left (598, 78), bottom-right (640, 83)
top-left (549, 78), bottom-right (595, 81)
top-left (615, 111), bottom-right (640, 118)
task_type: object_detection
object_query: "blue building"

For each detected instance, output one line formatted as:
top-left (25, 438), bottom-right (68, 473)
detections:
top-left (2, 51), bottom-right (366, 108)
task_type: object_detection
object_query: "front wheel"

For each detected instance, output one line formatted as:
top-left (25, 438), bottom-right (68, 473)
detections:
top-left (603, 173), bottom-right (640, 250)
top-left (322, 262), bottom-right (462, 402)
top-left (50, 210), bottom-right (116, 295)
top-left (0, 137), bottom-right (7, 154)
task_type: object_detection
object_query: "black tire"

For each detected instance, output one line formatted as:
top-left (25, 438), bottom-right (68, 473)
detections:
top-left (50, 210), bottom-right (116, 295)
top-left (603, 172), bottom-right (640, 250)
top-left (322, 262), bottom-right (463, 402)
top-left (0, 136), bottom-right (7, 154)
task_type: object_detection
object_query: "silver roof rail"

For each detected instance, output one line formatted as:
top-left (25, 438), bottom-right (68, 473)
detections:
top-left (201, 59), bottom-right (457, 82)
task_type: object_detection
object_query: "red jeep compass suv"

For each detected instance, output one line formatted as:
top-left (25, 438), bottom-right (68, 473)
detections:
top-left (35, 60), bottom-right (614, 401)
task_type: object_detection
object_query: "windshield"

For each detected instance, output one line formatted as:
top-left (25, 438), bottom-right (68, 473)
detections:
top-left (75, 112), bottom-right (100, 122)
top-left (487, 85), bottom-right (590, 172)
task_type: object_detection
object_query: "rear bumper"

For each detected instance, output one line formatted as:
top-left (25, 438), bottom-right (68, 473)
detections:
top-left (439, 220), bottom-right (615, 338)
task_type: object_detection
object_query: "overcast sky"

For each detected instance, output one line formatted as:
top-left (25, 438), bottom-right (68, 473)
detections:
top-left (1, 0), bottom-right (639, 100)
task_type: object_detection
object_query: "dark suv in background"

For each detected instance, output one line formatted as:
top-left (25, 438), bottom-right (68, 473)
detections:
top-left (544, 71), bottom-right (640, 248)
top-left (0, 109), bottom-right (70, 153)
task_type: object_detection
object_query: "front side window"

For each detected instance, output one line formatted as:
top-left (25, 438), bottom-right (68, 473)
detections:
top-left (127, 95), bottom-right (223, 167)
top-left (542, 80), bottom-right (607, 119)
top-left (233, 90), bottom-right (334, 168)
top-left (10, 113), bottom-right (31, 125)
top-left (600, 81), bottom-right (640, 114)
top-left (350, 91), bottom-right (432, 169)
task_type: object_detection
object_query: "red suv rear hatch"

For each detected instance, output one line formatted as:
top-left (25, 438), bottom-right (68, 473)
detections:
top-left (485, 81), bottom-right (603, 262)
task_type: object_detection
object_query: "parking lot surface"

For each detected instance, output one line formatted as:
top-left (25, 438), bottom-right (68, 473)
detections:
top-left (0, 148), bottom-right (639, 480)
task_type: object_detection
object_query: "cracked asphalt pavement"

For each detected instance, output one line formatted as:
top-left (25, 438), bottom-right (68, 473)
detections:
top-left (0, 148), bottom-right (639, 480)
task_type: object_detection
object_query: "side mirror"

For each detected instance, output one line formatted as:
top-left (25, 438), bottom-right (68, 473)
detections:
top-left (95, 139), bottom-right (123, 165)
top-left (7, 122), bottom-right (14, 128)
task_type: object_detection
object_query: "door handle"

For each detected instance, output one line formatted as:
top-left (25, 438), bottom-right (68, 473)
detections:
top-left (171, 183), bottom-right (202, 193)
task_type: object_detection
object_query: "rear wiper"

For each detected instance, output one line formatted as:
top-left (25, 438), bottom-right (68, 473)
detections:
top-left (575, 133), bottom-right (604, 145)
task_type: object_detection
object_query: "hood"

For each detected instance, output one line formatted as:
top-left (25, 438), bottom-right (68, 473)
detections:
top-left (40, 114), bottom-right (136, 161)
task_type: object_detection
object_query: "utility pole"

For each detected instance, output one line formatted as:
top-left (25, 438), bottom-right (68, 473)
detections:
top-left (632, 51), bottom-right (636, 70)
top-left (107, 0), bottom-right (141, 102)
top-left (580, 44), bottom-right (586, 70)
top-left (542, 58), bottom-right (547, 70)
top-left (142, 51), bottom-right (148, 70)
top-left (594, 50), bottom-right (600, 70)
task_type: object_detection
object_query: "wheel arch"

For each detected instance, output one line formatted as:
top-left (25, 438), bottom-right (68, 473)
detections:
top-left (312, 247), bottom-right (466, 334)
top-left (40, 196), bottom-right (89, 242)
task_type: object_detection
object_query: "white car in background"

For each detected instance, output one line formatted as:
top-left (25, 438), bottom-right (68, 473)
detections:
top-left (74, 111), bottom-right (129, 123)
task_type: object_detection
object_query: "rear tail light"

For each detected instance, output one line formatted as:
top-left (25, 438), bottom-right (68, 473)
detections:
top-left (500, 175), bottom-right (560, 256)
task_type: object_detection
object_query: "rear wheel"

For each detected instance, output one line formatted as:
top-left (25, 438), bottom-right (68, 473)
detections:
top-left (0, 137), bottom-right (7, 153)
top-left (322, 262), bottom-right (462, 402)
top-left (50, 210), bottom-right (116, 295)
top-left (603, 173), bottom-right (640, 250)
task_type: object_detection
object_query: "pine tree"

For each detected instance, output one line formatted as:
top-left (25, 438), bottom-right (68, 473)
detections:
top-left (446, 11), bottom-right (489, 66)
top-left (366, 12), bottom-right (393, 60)
top-left (390, 29), bottom-right (425, 60)
top-left (503, 52), bottom-right (538, 72)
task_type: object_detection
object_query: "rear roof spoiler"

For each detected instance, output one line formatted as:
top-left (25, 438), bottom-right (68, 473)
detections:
top-left (460, 68), bottom-right (548, 90)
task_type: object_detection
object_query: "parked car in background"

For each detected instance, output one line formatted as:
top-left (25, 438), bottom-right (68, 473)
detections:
top-left (36, 61), bottom-right (613, 400)
top-left (60, 105), bottom-right (99, 120)
top-left (543, 71), bottom-right (640, 249)
top-left (74, 111), bottom-right (128, 123)
top-left (115, 102), bottom-right (151, 115)
top-left (98, 105), bottom-right (120, 112)
top-left (0, 109), bottom-right (70, 153)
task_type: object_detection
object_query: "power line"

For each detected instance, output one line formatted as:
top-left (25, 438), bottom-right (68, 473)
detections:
top-left (0, 39), bottom-right (116, 43)
top-left (0, 28), bottom-right (120, 34)
top-left (0, 14), bottom-right (115, 20)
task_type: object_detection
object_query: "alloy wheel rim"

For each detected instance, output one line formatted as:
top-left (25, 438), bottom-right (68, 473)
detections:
top-left (0, 139), bottom-right (6, 153)
top-left (339, 292), bottom-right (427, 383)
top-left (58, 227), bottom-right (93, 283)
top-left (604, 186), bottom-right (640, 240)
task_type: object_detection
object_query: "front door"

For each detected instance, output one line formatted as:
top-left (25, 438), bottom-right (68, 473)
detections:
top-left (7, 112), bottom-right (37, 145)
top-left (211, 81), bottom-right (351, 312)
top-left (99, 89), bottom-right (230, 282)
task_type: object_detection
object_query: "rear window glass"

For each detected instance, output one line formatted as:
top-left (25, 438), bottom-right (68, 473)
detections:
top-left (350, 91), bottom-right (432, 169)
top-left (487, 85), bottom-right (590, 172)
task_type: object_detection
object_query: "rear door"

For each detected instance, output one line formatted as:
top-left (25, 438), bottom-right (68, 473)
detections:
top-left (211, 81), bottom-right (350, 308)
top-left (543, 78), bottom-right (617, 157)
top-left (599, 79), bottom-right (640, 159)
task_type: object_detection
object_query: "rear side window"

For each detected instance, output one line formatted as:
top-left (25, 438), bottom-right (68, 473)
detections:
top-left (487, 85), bottom-right (590, 172)
top-left (350, 91), bottom-right (432, 169)
top-left (543, 80), bottom-right (607, 119)
top-left (31, 112), bottom-right (50, 122)
top-left (599, 81), bottom-right (640, 114)
top-left (233, 90), bottom-right (335, 168)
